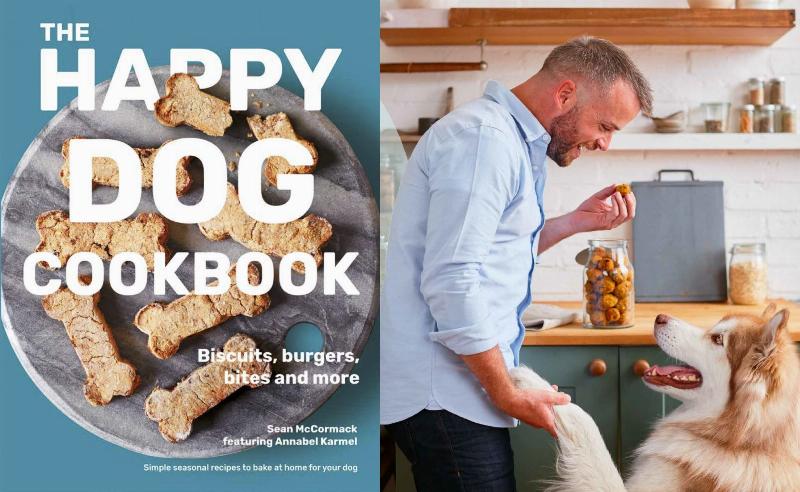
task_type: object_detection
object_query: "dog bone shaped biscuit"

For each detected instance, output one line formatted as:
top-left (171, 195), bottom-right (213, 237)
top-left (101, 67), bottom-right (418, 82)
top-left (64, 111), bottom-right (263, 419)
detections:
top-left (145, 333), bottom-right (270, 442)
top-left (61, 137), bottom-right (193, 196)
top-left (199, 182), bottom-right (333, 273)
top-left (42, 283), bottom-right (139, 406)
top-left (35, 211), bottom-right (169, 271)
top-left (154, 73), bottom-right (233, 137)
top-left (134, 264), bottom-right (270, 359)
top-left (246, 112), bottom-right (318, 187)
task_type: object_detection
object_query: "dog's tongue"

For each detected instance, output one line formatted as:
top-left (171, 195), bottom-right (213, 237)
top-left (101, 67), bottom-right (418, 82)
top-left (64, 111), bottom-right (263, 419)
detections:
top-left (652, 365), bottom-right (697, 376)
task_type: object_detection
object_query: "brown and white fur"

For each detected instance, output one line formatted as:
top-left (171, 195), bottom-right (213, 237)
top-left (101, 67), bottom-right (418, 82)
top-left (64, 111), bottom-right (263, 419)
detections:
top-left (511, 304), bottom-right (800, 492)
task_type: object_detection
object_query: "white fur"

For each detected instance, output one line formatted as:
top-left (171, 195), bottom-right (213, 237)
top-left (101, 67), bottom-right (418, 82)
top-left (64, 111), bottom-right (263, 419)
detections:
top-left (510, 366), bottom-right (625, 492)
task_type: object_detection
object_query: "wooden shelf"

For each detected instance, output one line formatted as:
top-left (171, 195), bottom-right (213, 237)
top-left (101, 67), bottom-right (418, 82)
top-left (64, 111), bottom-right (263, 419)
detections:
top-left (380, 8), bottom-right (796, 46)
top-left (611, 133), bottom-right (800, 150)
top-left (381, 132), bottom-right (800, 150)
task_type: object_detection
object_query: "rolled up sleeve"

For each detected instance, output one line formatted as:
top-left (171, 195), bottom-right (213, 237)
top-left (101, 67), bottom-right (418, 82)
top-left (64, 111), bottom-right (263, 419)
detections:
top-left (419, 125), bottom-right (518, 355)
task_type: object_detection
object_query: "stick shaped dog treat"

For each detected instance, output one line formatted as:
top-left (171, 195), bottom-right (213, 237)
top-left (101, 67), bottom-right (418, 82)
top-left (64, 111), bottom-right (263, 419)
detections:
top-left (134, 264), bottom-right (270, 359)
top-left (61, 137), bottom-right (193, 196)
top-left (35, 211), bottom-right (169, 271)
top-left (199, 182), bottom-right (333, 273)
top-left (154, 73), bottom-right (233, 137)
top-left (42, 283), bottom-right (140, 406)
top-left (246, 112), bottom-right (318, 187)
top-left (145, 333), bottom-right (270, 443)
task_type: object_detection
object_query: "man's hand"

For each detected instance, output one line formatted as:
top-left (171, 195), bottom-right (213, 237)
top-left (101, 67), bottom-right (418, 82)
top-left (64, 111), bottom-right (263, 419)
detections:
top-left (493, 387), bottom-right (571, 438)
top-left (460, 346), bottom-right (571, 438)
top-left (537, 184), bottom-right (636, 254)
top-left (569, 184), bottom-right (636, 233)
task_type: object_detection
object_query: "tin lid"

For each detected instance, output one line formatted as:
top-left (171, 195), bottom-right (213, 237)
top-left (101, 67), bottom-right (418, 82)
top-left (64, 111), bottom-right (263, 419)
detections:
top-left (769, 76), bottom-right (786, 82)
top-left (749, 77), bottom-right (766, 83)
top-left (741, 104), bottom-right (755, 110)
top-left (762, 104), bottom-right (778, 110)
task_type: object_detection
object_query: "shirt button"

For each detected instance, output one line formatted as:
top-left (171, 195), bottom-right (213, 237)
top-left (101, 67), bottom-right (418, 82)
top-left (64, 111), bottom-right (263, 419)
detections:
top-left (542, 135), bottom-right (551, 143)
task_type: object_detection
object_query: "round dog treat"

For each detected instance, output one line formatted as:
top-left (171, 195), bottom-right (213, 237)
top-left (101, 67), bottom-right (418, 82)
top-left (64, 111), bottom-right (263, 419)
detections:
top-left (587, 268), bottom-right (604, 282)
top-left (614, 281), bottom-right (631, 298)
top-left (597, 278), bottom-right (616, 294)
top-left (616, 183), bottom-right (632, 196)
top-left (590, 247), bottom-right (610, 265)
top-left (606, 308), bottom-right (621, 323)
top-left (616, 297), bottom-right (628, 313)
top-left (590, 310), bottom-right (607, 326)
top-left (599, 258), bottom-right (616, 272)
top-left (601, 294), bottom-right (619, 309)
top-left (611, 269), bottom-right (626, 284)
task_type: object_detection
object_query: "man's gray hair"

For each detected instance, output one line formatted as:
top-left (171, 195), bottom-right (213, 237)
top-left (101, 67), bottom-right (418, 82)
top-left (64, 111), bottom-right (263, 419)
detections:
top-left (542, 36), bottom-right (653, 116)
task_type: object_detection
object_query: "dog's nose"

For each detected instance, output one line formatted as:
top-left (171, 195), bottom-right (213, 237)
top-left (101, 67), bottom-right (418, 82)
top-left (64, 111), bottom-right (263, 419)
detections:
top-left (655, 314), bottom-right (669, 325)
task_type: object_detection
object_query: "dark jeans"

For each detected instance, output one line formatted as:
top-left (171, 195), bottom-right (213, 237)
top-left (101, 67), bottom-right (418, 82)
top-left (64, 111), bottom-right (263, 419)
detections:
top-left (387, 409), bottom-right (516, 492)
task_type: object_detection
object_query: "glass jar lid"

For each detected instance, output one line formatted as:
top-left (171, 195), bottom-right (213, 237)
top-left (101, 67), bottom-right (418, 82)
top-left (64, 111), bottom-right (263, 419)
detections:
top-left (588, 239), bottom-right (628, 248)
top-left (731, 242), bottom-right (765, 254)
top-left (742, 104), bottom-right (755, 110)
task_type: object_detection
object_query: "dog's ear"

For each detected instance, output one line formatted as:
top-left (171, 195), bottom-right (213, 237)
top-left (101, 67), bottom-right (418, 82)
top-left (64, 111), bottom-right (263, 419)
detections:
top-left (761, 303), bottom-right (777, 320)
top-left (761, 309), bottom-right (789, 349)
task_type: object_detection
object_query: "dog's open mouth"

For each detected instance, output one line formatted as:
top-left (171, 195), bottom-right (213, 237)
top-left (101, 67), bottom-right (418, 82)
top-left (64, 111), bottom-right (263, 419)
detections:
top-left (642, 364), bottom-right (702, 389)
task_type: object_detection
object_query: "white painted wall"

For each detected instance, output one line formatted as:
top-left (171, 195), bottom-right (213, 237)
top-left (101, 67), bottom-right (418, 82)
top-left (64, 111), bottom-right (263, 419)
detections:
top-left (380, 0), bottom-right (800, 301)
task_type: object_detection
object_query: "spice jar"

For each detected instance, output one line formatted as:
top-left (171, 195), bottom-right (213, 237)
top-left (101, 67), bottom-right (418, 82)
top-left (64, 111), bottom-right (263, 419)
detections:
top-left (756, 105), bottom-right (776, 133)
top-left (781, 105), bottom-right (797, 134)
top-left (768, 77), bottom-right (786, 106)
top-left (703, 102), bottom-right (730, 133)
top-left (729, 243), bottom-right (768, 305)
top-left (583, 240), bottom-right (635, 329)
top-left (739, 105), bottom-right (755, 133)
top-left (748, 77), bottom-right (765, 106)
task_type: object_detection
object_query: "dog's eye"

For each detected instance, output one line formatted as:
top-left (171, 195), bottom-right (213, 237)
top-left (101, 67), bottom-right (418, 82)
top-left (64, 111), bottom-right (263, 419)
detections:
top-left (711, 333), bottom-right (724, 346)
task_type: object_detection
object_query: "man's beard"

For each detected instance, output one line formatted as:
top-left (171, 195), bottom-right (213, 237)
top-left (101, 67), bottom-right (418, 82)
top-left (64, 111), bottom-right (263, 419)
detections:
top-left (546, 105), bottom-right (582, 167)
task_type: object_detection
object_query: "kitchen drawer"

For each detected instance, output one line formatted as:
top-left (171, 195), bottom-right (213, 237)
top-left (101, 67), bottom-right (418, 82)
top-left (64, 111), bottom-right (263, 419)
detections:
top-left (619, 346), bottom-right (681, 476)
top-left (511, 346), bottom-right (620, 490)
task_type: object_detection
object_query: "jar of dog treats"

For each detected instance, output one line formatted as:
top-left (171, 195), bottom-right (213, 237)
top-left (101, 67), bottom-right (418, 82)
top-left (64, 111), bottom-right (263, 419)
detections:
top-left (583, 239), bottom-right (635, 329)
top-left (729, 242), bottom-right (768, 305)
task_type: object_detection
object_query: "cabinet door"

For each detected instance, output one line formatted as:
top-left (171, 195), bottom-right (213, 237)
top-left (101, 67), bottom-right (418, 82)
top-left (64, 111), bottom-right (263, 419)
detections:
top-left (511, 346), bottom-right (620, 491)
top-left (619, 346), bottom-right (681, 476)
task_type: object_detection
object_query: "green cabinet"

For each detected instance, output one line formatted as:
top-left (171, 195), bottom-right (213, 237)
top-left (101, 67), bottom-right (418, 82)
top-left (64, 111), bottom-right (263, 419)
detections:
top-left (394, 345), bottom-right (680, 492)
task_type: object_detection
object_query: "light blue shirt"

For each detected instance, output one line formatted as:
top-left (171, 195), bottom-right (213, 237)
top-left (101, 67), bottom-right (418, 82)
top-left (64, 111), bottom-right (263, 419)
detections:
top-left (380, 81), bottom-right (549, 427)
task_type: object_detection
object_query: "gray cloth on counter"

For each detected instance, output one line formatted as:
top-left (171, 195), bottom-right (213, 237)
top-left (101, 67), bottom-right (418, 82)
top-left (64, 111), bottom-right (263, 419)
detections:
top-left (522, 303), bottom-right (582, 331)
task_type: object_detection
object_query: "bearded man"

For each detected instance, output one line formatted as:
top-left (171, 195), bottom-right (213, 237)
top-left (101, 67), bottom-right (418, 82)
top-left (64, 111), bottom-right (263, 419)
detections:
top-left (381, 36), bottom-right (653, 491)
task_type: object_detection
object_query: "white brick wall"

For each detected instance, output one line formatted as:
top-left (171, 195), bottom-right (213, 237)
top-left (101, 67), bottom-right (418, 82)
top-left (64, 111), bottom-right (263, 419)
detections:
top-left (381, 0), bottom-right (800, 301)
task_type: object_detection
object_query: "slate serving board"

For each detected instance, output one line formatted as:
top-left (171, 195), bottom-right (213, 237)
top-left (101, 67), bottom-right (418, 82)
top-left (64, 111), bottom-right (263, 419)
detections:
top-left (632, 169), bottom-right (727, 302)
top-left (0, 66), bottom-right (378, 458)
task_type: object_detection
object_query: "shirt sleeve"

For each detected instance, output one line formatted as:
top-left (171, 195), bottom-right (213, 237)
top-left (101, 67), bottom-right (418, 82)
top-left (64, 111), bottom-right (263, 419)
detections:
top-left (419, 124), bottom-right (519, 355)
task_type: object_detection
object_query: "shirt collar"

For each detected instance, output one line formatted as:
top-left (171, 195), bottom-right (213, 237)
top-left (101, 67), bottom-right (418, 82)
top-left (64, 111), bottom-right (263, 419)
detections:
top-left (484, 80), bottom-right (549, 143)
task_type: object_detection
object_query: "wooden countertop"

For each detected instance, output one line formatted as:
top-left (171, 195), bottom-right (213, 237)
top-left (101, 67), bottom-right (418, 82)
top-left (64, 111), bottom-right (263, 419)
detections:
top-left (524, 300), bottom-right (800, 346)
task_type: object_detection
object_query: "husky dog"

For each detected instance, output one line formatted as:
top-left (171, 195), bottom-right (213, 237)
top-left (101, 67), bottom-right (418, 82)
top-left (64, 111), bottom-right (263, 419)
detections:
top-left (511, 304), bottom-right (800, 492)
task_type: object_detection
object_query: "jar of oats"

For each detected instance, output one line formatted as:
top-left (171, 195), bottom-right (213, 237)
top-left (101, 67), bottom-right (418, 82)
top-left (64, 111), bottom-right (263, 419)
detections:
top-left (583, 239), bottom-right (635, 329)
top-left (729, 242), bottom-right (768, 305)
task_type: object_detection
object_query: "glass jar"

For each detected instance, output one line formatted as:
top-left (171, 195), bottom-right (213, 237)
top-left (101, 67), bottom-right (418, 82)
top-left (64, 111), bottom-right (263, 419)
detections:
top-left (748, 77), bottom-right (765, 106)
top-left (768, 77), bottom-right (786, 105)
top-left (583, 240), bottom-right (635, 329)
top-left (756, 105), bottom-right (776, 133)
top-left (729, 243), bottom-right (768, 305)
top-left (702, 102), bottom-right (730, 132)
top-left (739, 104), bottom-right (755, 133)
top-left (781, 105), bottom-right (797, 133)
